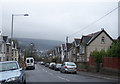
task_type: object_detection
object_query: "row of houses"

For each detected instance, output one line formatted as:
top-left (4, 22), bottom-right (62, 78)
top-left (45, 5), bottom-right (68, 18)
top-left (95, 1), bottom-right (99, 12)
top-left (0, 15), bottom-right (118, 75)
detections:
top-left (47, 28), bottom-right (113, 63)
top-left (0, 33), bottom-right (24, 62)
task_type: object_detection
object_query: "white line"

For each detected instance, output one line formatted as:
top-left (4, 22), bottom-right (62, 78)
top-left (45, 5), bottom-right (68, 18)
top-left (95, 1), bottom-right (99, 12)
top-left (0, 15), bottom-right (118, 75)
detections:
top-left (57, 76), bottom-right (70, 82)
top-left (48, 72), bottom-right (54, 75)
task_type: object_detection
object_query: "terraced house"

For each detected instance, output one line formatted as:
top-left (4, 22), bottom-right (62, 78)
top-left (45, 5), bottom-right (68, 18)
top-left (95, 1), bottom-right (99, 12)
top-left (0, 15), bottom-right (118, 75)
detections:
top-left (79, 29), bottom-right (113, 62)
top-left (70, 38), bottom-right (81, 62)
top-left (0, 35), bottom-right (6, 61)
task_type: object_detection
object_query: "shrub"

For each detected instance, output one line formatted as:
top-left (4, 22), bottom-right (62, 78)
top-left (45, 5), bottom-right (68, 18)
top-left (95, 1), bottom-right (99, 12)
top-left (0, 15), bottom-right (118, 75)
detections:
top-left (90, 49), bottom-right (104, 63)
top-left (106, 42), bottom-right (120, 57)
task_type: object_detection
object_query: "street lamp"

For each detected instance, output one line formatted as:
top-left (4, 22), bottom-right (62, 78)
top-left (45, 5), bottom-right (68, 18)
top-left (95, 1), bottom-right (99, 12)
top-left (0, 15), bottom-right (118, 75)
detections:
top-left (11, 13), bottom-right (29, 60)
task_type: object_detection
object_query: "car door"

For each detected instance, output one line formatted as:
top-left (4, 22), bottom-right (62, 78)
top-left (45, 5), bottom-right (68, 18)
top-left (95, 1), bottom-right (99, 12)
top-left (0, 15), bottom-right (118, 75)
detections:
top-left (61, 63), bottom-right (65, 72)
top-left (62, 63), bottom-right (66, 72)
top-left (19, 63), bottom-right (26, 82)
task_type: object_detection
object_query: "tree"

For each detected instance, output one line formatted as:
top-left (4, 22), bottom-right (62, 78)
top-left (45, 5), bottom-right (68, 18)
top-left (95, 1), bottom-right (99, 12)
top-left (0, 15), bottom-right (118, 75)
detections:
top-left (90, 49), bottom-right (105, 72)
top-left (106, 42), bottom-right (120, 57)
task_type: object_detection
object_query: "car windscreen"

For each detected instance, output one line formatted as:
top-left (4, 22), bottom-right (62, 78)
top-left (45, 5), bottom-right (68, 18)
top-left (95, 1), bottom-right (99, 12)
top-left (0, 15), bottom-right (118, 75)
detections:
top-left (67, 63), bottom-right (76, 66)
top-left (0, 62), bottom-right (18, 72)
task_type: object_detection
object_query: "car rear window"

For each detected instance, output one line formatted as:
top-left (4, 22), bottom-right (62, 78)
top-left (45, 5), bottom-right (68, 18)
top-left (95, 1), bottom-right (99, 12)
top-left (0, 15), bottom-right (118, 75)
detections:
top-left (67, 63), bottom-right (76, 66)
top-left (30, 59), bottom-right (33, 63)
top-left (57, 64), bottom-right (62, 67)
top-left (27, 59), bottom-right (29, 63)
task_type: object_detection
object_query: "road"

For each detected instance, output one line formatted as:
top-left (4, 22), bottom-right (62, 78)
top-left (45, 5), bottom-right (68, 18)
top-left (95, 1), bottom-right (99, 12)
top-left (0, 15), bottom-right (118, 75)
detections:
top-left (25, 63), bottom-right (116, 83)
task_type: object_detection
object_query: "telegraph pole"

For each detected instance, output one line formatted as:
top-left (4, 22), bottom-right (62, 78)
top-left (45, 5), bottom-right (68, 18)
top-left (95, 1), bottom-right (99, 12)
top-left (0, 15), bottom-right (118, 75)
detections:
top-left (66, 36), bottom-right (68, 61)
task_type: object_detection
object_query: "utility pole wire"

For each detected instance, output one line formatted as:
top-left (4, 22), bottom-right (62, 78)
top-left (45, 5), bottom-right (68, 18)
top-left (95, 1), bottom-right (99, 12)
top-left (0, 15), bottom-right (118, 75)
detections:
top-left (68, 6), bottom-right (120, 38)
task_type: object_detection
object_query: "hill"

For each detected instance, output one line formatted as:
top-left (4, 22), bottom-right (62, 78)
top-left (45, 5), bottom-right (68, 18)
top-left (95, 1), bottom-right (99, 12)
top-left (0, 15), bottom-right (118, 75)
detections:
top-left (14, 38), bottom-right (64, 51)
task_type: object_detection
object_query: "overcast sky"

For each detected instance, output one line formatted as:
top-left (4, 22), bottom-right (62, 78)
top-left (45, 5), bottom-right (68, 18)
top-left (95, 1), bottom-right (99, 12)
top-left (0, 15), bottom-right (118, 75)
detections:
top-left (0, 0), bottom-right (119, 42)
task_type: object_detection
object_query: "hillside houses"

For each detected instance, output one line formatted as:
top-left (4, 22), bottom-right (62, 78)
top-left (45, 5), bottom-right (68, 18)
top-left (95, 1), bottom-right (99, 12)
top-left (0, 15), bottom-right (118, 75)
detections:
top-left (0, 34), bottom-right (23, 62)
top-left (47, 29), bottom-right (114, 63)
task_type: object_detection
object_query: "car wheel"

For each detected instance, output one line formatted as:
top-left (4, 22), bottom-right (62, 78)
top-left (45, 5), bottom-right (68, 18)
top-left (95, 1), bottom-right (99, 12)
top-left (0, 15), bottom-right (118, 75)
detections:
top-left (74, 71), bottom-right (77, 74)
top-left (23, 79), bottom-right (26, 84)
top-left (65, 70), bottom-right (68, 74)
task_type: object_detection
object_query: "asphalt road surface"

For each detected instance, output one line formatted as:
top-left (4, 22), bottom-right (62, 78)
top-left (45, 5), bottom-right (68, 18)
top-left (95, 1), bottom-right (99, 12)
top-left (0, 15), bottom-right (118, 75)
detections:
top-left (25, 63), bottom-right (116, 83)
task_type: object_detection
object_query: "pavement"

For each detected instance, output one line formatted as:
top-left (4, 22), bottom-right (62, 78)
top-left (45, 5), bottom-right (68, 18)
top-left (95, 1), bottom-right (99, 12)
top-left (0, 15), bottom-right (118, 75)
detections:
top-left (77, 71), bottom-right (119, 81)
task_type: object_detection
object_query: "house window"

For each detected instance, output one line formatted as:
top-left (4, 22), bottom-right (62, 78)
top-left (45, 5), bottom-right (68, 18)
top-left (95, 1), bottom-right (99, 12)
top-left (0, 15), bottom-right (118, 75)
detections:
top-left (7, 46), bottom-right (9, 53)
top-left (101, 37), bottom-right (105, 44)
top-left (7, 56), bottom-right (9, 61)
top-left (80, 46), bottom-right (82, 54)
top-left (82, 46), bottom-right (85, 54)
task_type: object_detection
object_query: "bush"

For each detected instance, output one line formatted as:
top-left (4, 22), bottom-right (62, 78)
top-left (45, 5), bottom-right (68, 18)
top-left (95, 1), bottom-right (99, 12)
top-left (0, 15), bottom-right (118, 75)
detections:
top-left (90, 49), bottom-right (104, 63)
top-left (106, 42), bottom-right (120, 57)
top-left (99, 49), bottom-right (106, 62)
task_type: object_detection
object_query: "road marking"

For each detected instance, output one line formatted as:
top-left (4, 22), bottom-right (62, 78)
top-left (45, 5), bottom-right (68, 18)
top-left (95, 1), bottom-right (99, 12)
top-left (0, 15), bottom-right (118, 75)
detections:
top-left (57, 76), bottom-right (70, 82)
top-left (42, 68), bottom-right (54, 76)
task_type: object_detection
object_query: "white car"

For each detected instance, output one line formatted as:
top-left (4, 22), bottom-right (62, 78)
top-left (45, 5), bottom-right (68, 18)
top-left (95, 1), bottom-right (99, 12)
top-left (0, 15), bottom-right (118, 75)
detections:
top-left (49, 62), bottom-right (56, 69)
top-left (26, 57), bottom-right (35, 70)
top-left (0, 61), bottom-right (26, 83)
top-left (60, 62), bottom-right (77, 74)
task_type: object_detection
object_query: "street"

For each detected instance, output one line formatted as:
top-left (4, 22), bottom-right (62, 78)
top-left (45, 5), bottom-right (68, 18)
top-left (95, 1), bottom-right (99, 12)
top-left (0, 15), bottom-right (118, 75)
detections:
top-left (25, 63), bottom-right (116, 83)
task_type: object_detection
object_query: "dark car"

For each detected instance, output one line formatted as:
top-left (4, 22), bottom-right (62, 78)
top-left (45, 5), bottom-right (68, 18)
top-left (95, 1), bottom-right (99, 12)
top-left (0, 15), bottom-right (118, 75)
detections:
top-left (40, 61), bottom-right (45, 65)
top-left (54, 64), bottom-right (62, 71)
top-left (45, 63), bottom-right (49, 67)
top-left (0, 61), bottom-right (26, 84)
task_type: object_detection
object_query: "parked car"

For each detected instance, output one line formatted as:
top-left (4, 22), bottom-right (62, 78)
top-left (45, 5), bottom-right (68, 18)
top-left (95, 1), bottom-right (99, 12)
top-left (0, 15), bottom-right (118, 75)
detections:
top-left (25, 57), bottom-right (35, 70)
top-left (49, 62), bottom-right (56, 69)
top-left (54, 64), bottom-right (62, 71)
top-left (0, 61), bottom-right (26, 84)
top-left (45, 63), bottom-right (49, 67)
top-left (40, 61), bottom-right (45, 65)
top-left (60, 62), bottom-right (77, 74)
top-left (51, 63), bottom-right (56, 70)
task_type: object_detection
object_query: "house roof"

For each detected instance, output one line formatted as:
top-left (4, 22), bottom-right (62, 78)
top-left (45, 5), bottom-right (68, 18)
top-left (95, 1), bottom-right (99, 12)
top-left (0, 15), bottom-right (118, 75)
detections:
top-left (81, 29), bottom-right (113, 46)
top-left (61, 44), bottom-right (65, 50)
top-left (3, 36), bottom-right (8, 42)
top-left (87, 29), bottom-right (113, 45)
top-left (81, 36), bottom-right (92, 45)
top-left (74, 38), bottom-right (81, 47)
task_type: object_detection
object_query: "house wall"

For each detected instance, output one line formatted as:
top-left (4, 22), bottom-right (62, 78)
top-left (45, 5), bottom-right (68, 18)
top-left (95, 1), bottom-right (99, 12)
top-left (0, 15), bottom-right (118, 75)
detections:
top-left (15, 50), bottom-right (19, 61)
top-left (0, 43), bottom-right (5, 61)
top-left (0, 36), bottom-right (5, 61)
top-left (86, 32), bottom-right (113, 62)
top-left (61, 45), bottom-right (64, 62)
top-left (5, 44), bottom-right (12, 61)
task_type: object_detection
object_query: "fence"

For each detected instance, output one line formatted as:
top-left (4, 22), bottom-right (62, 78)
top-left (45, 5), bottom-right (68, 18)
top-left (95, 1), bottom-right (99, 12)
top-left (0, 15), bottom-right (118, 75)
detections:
top-left (89, 57), bottom-right (120, 70)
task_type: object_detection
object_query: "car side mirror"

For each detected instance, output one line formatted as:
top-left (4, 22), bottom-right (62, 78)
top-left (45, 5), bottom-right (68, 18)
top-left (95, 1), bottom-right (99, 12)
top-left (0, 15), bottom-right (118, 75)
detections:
top-left (20, 68), bottom-right (24, 71)
top-left (20, 68), bottom-right (22, 71)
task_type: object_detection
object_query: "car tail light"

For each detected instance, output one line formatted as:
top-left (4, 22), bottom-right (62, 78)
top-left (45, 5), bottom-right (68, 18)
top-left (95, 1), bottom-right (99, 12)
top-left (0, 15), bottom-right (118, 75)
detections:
top-left (65, 66), bottom-right (67, 68)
